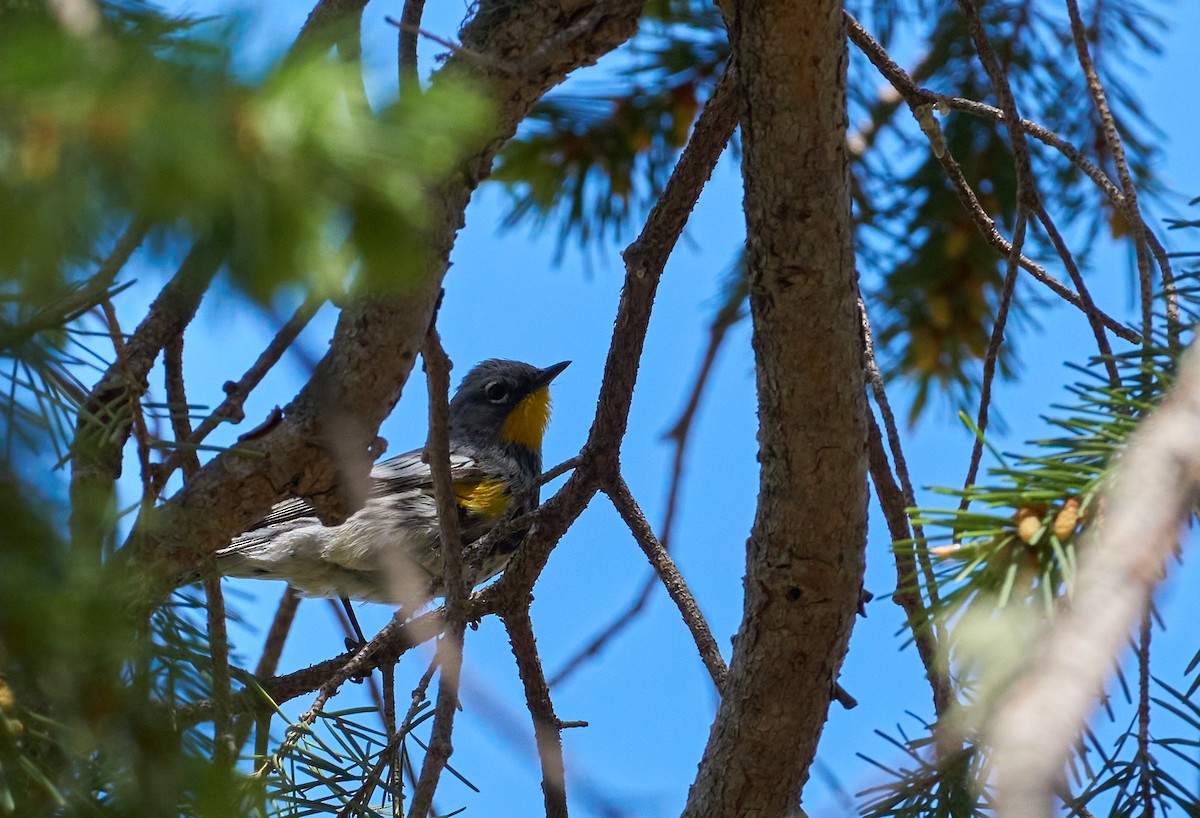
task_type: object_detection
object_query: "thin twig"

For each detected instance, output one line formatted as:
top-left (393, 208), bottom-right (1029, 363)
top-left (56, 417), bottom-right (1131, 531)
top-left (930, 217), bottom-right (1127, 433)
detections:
top-left (94, 217), bottom-right (151, 290)
top-left (491, 59), bottom-right (740, 602)
top-left (384, 18), bottom-right (514, 76)
top-left (164, 335), bottom-right (201, 477)
top-left (500, 604), bottom-right (569, 818)
top-left (844, 12), bottom-right (1138, 346)
top-left (1136, 611), bottom-right (1152, 816)
top-left (337, 662), bottom-right (437, 818)
top-left (860, 301), bottom-right (952, 716)
top-left (203, 569), bottom-right (234, 766)
top-left (230, 585), bottom-right (303, 753)
top-left (1064, 0), bottom-right (1160, 347)
top-left (164, 335), bottom-right (235, 764)
top-left (551, 290), bottom-right (742, 687)
top-left (153, 294), bottom-right (322, 492)
top-left (603, 476), bottom-right (727, 691)
top-left (951, 0), bottom-right (1039, 496)
top-left (255, 586), bottom-right (303, 679)
top-left (99, 299), bottom-right (157, 513)
top-left (406, 324), bottom-right (468, 818)
top-left (960, 210), bottom-right (1027, 496)
top-left (72, 236), bottom-right (224, 556)
top-left (1031, 204), bottom-right (1120, 387)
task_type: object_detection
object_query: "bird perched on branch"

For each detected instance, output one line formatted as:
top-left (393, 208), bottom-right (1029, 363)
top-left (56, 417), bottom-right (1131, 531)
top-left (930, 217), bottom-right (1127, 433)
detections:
top-left (216, 359), bottom-right (571, 642)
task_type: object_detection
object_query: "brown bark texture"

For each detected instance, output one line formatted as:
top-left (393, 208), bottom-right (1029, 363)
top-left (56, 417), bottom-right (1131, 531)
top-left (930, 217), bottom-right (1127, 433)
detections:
top-left (682, 0), bottom-right (867, 814)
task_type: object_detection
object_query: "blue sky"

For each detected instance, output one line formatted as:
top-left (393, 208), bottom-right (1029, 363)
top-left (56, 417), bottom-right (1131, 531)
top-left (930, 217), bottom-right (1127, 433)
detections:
top-left (96, 1), bottom-right (1200, 815)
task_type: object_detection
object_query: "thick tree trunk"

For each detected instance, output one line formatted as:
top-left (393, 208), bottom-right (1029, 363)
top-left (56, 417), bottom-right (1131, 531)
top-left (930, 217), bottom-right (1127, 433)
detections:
top-left (681, 0), bottom-right (866, 814)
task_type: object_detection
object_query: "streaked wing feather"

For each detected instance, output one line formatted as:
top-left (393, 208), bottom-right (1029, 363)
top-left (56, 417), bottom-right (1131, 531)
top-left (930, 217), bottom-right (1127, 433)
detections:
top-left (229, 448), bottom-right (489, 544)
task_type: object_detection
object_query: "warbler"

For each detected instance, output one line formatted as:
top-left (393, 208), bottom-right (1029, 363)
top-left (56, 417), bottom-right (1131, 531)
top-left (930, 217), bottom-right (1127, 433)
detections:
top-left (216, 359), bottom-right (570, 624)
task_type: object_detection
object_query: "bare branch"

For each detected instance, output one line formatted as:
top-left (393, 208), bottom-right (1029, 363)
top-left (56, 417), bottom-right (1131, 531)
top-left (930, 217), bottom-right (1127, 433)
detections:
top-left (990, 341), bottom-right (1200, 818)
top-left (552, 289), bottom-right (742, 687)
top-left (93, 218), bottom-right (151, 290)
top-left (500, 605), bottom-right (569, 818)
top-left (1030, 205), bottom-right (1120, 386)
top-left (860, 302), bottom-right (952, 716)
top-left (960, 210), bottom-right (1027, 496)
top-left (72, 238), bottom-right (224, 556)
top-left (494, 59), bottom-right (740, 599)
top-left (153, 294), bottom-right (322, 492)
top-left (604, 475), bottom-right (728, 691)
top-left (337, 661), bottom-right (436, 818)
top-left (949, 0), bottom-right (1041, 496)
top-left (407, 324), bottom-right (468, 818)
top-left (397, 0), bottom-right (425, 88)
top-left (844, 13), bottom-right (1139, 346)
top-left (1064, 0), bottom-right (1162, 344)
top-left (163, 335), bottom-right (200, 478)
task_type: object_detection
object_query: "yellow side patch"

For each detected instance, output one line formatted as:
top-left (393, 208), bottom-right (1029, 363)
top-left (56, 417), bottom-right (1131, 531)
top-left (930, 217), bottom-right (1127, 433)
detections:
top-left (454, 477), bottom-right (510, 520)
top-left (501, 386), bottom-right (552, 449)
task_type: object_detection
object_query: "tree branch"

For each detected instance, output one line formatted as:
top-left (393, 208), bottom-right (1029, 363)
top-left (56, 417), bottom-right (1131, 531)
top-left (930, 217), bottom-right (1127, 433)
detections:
top-left (1064, 0), bottom-right (1161, 345)
top-left (603, 475), bottom-right (727, 691)
top-left (551, 202), bottom-right (744, 689)
top-left (844, 12), bottom-right (1139, 346)
top-left (153, 294), bottom-right (322, 493)
top-left (125, 0), bottom-right (648, 604)
top-left (500, 604), bottom-right (569, 818)
top-left (682, 1), bottom-right (867, 811)
top-left (406, 323), bottom-right (468, 818)
top-left (71, 237), bottom-right (224, 558)
top-left (860, 301), bottom-right (952, 716)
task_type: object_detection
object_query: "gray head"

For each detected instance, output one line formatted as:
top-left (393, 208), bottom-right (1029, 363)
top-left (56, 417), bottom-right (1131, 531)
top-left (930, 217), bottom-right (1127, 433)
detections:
top-left (448, 359), bottom-right (571, 455)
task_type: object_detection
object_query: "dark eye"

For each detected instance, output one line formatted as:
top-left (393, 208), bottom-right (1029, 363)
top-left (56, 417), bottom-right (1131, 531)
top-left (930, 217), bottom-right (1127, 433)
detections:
top-left (485, 381), bottom-right (508, 403)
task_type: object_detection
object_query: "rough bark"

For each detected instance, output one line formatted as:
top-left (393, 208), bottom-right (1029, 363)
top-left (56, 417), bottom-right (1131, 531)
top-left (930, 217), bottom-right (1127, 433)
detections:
top-left (681, 0), bottom-right (867, 814)
top-left (124, 0), bottom-right (645, 598)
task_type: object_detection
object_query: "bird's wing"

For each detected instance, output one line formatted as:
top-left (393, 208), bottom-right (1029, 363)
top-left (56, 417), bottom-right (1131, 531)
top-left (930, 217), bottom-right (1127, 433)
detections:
top-left (369, 448), bottom-right (489, 497)
top-left (230, 448), bottom-right (489, 539)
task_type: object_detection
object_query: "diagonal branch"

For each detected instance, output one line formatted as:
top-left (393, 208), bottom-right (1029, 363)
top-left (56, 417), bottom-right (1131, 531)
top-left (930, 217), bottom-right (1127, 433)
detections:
top-left (71, 237), bottom-right (225, 558)
top-left (153, 294), bottom-right (322, 493)
top-left (493, 60), bottom-right (741, 600)
top-left (603, 475), bottom-right (727, 691)
top-left (860, 300), bottom-right (952, 716)
top-left (844, 13), bottom-right (1138, 347)
top-left (551, 284), bottom-right (743, 687)
top-left (1064, 0), bottom-right (1164, 346)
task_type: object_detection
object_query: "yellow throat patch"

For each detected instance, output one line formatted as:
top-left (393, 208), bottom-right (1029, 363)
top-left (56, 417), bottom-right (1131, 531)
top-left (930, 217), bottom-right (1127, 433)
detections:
top-left (500, 386), bottom-right (552, 449)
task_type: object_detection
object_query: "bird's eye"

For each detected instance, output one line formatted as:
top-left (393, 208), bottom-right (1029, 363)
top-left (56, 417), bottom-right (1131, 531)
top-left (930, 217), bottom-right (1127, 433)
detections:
top-left (485, 382), bottom-right (509, 403)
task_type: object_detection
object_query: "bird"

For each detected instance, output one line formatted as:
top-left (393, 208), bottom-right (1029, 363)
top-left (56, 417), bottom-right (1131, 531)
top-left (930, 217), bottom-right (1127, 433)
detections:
top-left (216, 359), bottom-right (571, 644)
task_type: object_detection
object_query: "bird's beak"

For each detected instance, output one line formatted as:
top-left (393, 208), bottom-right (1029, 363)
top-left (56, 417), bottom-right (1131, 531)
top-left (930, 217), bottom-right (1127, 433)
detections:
top-left (532, 360), bottom-right (571, 390)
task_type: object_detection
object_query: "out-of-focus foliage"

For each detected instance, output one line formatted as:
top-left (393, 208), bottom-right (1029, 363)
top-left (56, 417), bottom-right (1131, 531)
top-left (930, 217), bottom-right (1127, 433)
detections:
top-left (0, 2), bottom-right (494, 815)
top-left (0, 467), bottom-right (260, 816)
top-left (493, 0), bottom-right (1165, 418)
top-left (0, 0), bottom-right (491, 302)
